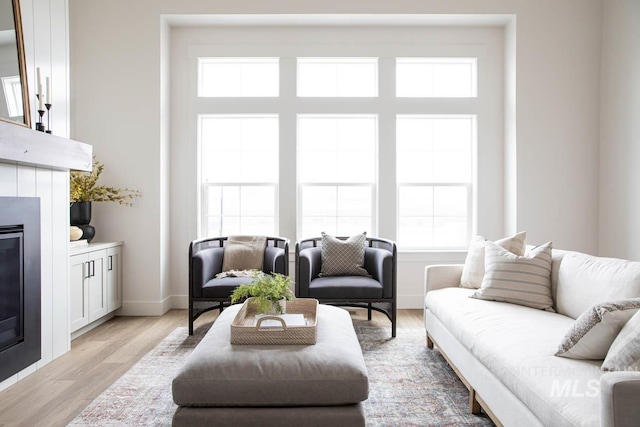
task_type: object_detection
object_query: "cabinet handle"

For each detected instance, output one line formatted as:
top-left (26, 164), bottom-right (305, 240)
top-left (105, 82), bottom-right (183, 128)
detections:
top-left (108, 255), bottom-right (113, 271)
top-left (90, 260), bottom-right (95, 277)
top-left (84, 261), bottom-right (91, 279)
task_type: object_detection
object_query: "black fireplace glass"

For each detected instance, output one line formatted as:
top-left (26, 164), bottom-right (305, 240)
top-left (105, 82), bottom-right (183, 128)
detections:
top-left (0, 228), bottom-right (23, 352)
top-left (0, 196), bottom-right (40, 383)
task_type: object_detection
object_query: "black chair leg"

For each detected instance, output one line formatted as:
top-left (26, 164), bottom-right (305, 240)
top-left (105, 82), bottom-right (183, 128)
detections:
top-left (367, 303), bottom-right (372, 321)
top-left (188, 302), bottom-right (194, 335)
top-left (391, 304), bottom-right (397, 338)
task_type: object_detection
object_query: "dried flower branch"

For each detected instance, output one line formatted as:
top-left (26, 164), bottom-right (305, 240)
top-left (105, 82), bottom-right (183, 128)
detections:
top-left (70, 157), bottom-right (141, 206)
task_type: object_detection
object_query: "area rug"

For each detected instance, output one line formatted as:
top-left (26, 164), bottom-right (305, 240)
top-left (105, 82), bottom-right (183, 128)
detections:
top-left (68, 324), bottom-right (493, 426)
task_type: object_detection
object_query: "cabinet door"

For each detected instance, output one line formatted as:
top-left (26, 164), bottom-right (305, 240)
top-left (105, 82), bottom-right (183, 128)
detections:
top-left (106, 246), bottom-right (123, 312)
top-left (70, 254), bottom-right (89, 332)
top-left (87, 250), bottom-right (107, 322)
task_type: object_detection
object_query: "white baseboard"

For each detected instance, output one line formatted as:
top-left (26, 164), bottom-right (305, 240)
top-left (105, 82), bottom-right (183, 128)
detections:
top-left (397, 294), bottom-right (425, 310)
top-left (166, 295), bottom-right (188, 310)
top-left (120, 297), bottom-right (172, 316)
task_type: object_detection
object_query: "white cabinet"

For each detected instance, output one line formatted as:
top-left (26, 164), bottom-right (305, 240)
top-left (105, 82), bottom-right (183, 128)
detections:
top-left (106, 246), bottom-right (123, 312)
top-left (70, 242), bottom-right (123, 334)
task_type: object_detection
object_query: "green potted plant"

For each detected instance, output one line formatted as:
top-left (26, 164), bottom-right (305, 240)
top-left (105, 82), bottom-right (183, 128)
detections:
top-left (69, 156), bottom-right (141, 242)
top-left (230, 273), bottom-right (294, 315)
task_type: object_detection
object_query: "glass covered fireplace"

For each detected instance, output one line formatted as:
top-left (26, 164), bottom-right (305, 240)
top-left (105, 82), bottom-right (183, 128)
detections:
top-left (0, 227), bottom-right (24, 352)
top-left (0, 197), bottom-right (41, 383)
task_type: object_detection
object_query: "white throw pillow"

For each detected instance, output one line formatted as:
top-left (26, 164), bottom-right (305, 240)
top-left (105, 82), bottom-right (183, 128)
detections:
top-left (460, 231), bottom-right (527, 289)
top-left (470, 241), bottom-right (554, 311)
top-left (602, 310), bottom-right (640, 371)
top-left (555, 299), bottom-right (640, 360)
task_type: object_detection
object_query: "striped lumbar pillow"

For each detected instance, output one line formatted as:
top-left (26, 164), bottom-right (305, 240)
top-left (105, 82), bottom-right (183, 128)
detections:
top-left (470, 241), bottom-right (554, 311)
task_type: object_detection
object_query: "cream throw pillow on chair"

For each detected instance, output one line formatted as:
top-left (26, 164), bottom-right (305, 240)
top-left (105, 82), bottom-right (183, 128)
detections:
top-left (460, 231), bottom-right (527, 289)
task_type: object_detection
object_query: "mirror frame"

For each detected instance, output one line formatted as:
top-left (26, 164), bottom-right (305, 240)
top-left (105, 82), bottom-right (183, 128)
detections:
top-left (0, 0), bottom-right (31, 128)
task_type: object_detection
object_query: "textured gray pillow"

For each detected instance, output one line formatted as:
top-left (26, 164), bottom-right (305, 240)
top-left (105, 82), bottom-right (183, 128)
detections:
top-left (556, 299), bottom-right (640, 360)
top-left (602, 309), bottom-right (640, 371)
top-left (320, 232), bottom-right (369, 277)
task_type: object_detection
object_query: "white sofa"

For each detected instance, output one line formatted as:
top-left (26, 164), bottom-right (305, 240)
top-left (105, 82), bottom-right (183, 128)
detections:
top-left (424, 248), bottom-right (640, 427)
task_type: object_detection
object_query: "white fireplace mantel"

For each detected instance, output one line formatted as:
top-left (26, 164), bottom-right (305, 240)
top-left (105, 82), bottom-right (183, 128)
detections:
top-left (0, 121), bottom-right (92, 171)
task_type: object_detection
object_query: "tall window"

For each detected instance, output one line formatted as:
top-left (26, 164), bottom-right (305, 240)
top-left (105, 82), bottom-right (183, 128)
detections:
top-left (396, 116), bottom-right (475, 248)
top-left (194, 42), bottom-right (491, 249)
top-left (394, 57), bottom-right (477, 248)
top-left (199, 115), bottom-right (278, 236)
top-left (298, 115), bottom-right (377, 237)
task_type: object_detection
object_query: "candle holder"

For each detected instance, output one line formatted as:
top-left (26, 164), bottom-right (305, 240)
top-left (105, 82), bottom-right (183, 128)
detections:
top-left (34, 94), bottom-right (53, 133)
top-left (36, 110), bottom-right (45, 132)
top-left (45, 103), bottom-right (52, 134)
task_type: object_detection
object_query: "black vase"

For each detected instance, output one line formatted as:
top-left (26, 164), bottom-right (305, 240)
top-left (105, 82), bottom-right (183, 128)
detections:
top-left (70, 202), bottom-right (95, 242)
top-left (70, 202), bottom-right (91, 226)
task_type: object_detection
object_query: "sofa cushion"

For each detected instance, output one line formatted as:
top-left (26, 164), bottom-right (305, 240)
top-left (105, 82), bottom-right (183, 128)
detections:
top-left (556, 253), bottom-right (640, 319)
top-left (470, 241), bottom-right (554, 311)
top-left (555, 299), bottom-right (640, 360)
top-left (460, 231), bottom-right (527, 289)
top-left (320, 232), bottom-right (369, 277)
top-left (602, 309), bottom-right (640, 371)
top-left (426, 287), bottom-right (601, 427)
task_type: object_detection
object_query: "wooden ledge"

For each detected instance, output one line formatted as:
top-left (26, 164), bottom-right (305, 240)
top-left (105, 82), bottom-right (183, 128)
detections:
top-left (0, 121), bottom-right (92, 171)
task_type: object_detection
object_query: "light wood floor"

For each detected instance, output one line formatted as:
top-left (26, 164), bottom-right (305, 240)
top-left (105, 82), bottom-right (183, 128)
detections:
top-left (0, 308), bottom-right (422, 427)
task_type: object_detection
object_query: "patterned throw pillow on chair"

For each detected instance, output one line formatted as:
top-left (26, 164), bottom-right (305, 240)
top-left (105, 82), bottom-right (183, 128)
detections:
top-left (319, 232), bottom-right (370, 277)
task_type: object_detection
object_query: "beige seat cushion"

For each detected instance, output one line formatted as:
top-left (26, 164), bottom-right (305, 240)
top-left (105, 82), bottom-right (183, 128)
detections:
top-left (425, 288), bottom-right (601, 427)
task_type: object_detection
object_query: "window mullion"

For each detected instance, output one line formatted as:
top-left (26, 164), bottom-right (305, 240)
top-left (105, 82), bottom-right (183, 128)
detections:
top-left (377, 57), bottom-right (396, 241)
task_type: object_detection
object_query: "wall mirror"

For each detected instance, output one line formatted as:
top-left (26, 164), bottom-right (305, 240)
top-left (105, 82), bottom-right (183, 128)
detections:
top-left (0, 0), bottom-right (30, 128)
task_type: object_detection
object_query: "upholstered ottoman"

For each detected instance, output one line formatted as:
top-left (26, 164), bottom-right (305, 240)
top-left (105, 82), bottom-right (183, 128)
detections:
top-left (172, 304), bottom-right (369, 427)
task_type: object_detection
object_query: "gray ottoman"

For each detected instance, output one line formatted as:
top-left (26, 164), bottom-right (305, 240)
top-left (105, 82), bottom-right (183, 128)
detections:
top-left (172, 304), bottom-right (369, 427)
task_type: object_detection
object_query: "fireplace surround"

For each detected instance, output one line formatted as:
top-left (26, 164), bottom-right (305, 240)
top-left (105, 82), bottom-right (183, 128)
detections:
top-left (0, 197), bottom-right (41, 383)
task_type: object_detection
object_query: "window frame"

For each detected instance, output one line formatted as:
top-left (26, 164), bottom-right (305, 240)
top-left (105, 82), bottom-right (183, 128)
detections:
top-left (188, 31), bottom-right (503, 249)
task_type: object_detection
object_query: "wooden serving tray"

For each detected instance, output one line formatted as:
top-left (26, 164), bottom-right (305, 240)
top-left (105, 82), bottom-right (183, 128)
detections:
top-left (230, 298), bottom-right (318, 345)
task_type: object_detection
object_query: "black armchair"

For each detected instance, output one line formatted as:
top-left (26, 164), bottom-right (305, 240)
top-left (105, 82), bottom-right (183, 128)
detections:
top-left (189, 236), bottom-right (289, 334)
top-left (295, 236), bottom-right (397, 337)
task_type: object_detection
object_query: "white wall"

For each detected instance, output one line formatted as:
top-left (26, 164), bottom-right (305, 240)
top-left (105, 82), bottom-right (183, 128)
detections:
top-left (0, 0), bottom-right (72, 392)
top-left (69, 0), bottom-right (603, 313)
top-left (599, 0), bottom-right (640, 261)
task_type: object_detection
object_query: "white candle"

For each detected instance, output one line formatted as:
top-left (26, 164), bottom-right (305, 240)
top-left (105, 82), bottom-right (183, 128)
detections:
top-left (46, 77), bottom-right (50, 104)
top-left (36, 67), bottom-right (41, 91)
top-left (38, 83), bottom-right (43, 109)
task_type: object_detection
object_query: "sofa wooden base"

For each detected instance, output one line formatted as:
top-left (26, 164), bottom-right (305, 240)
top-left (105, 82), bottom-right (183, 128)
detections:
top-left (426, 331), bottom-right (503, 427)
